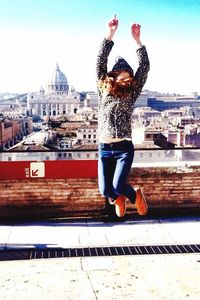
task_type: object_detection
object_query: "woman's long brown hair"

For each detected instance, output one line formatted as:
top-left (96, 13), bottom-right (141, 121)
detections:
top-left (98, 71), bottom-right (135, 98)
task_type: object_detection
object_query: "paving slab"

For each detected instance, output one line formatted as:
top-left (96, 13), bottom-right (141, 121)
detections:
top-left (87, 255), bottom-right (200, 300)
top-left (158, 221), bottom-right (200, 244)
top-left (5, 221), bottom-right (88, 249)
top-left (0, 254), bottom-right (199, 299)
top-left (0, 258), bottom-right (96, 300)
top-left (1, 216), bottom-right (200, 250)
top-left (103, 222), bottom-right (174, 246)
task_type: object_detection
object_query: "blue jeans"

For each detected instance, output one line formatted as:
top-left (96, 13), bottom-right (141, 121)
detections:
top-left (98, 140), bottom-right (136, 204)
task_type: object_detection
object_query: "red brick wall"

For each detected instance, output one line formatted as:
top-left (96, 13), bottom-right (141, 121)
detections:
top-left (0, 165), bottom-right (200, 219)
top-left (128, 166), bottom-right (200, 209)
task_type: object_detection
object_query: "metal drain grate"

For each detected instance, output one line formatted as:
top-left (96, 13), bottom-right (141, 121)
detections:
top-left (0, 244), bottom-right (199, 261)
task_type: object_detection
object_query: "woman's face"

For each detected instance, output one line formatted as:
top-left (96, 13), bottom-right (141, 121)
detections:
top-left (115, 71), bottom-right (134, 86)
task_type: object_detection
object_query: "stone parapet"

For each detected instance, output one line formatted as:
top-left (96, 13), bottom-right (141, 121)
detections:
top-left (0, 164), bottom-right (200, 220)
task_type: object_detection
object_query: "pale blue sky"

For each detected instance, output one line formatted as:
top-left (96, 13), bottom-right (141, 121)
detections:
top-left (0, 0), bottom-right (200, 94)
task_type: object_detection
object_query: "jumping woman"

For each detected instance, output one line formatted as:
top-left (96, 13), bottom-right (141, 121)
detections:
top-left (96, 15), bottom-right (150, 217)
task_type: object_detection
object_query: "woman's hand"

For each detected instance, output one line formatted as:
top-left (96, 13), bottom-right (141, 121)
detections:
top-left (131, 23), bottom-right (142, 46)
top-left (106, 15), bottom-right (118, 41)
top-left (108, 14), bottom-right (118, 33)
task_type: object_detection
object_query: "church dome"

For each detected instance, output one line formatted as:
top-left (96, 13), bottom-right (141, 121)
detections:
top-left (47, 63), bottom-right (69, 93)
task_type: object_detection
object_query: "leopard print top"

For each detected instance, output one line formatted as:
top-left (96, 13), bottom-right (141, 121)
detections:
top-left (96, 38), bottom-right (150, 140)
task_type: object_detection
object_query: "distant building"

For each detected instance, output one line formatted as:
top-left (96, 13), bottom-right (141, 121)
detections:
top-left (148, 94), bottom-right (200, 111)
top-left (27, 64), bottom-right (81, 117)
top-left (0, 117), bottom-right (33, 150)
top-left (190, 107), bottom-right (200, 118)
top-left (145, 127), bottom-right (175, 148)
top-left (185, 133), bottom-right (200, 147)
top-left (76, 121), bottom-right (98, 145)
top-left (132, 107), bottom-right (161, 128)
top-left (167, 130), bottom-right (185, 147)
top-left (134, 91), bottom-right (150, 107)
top-left (0, 94), bottom-right (28, 117)
top-left (84, 92), bottom-right (98, 109)
top-left (164, 108), bottom-right (186, 117)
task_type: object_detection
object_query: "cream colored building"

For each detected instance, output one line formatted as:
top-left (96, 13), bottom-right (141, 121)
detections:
top-left (76, 122), bottom-right (98, 144)
top-left (27, 64), bottom-right (81, 117)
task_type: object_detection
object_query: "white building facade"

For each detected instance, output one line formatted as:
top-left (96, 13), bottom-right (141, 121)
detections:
top-left (76, 124), bottom-right (98, 144)
top-left (27, 64), bottom-right (81, 117)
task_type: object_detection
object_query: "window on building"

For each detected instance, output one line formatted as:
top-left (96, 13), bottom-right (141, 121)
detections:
top-left (140, 153), bottom-right (143, 158)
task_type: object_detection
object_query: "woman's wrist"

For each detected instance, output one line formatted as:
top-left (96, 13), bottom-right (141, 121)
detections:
top-left (106, 31), bottom-right (115, 41)
top-left (135, 39), bottom-right (142, 47)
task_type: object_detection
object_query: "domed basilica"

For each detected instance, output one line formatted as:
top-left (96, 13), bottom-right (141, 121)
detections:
top-left (27, 64), bottom-right (81, 117)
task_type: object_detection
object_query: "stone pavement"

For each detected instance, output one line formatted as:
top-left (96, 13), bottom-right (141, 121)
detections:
top-left (0, 215), bottom-right (200, 300)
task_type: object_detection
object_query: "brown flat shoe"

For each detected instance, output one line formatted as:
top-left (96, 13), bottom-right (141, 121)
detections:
top-left (114, 195), bottom-right (126, 217)
top-left (135, 188), bottom-right (148, 216)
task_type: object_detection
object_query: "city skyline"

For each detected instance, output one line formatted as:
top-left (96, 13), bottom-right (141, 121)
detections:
top-left (0, 0), bottom-right (200, 95)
